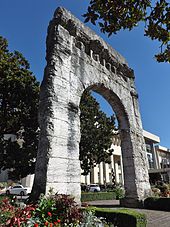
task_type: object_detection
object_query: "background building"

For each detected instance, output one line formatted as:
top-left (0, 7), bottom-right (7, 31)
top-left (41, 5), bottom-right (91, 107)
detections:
top-left (1, 130), bottom-right (170, 188)
top-left (81, 130), bottom-right (170, 186)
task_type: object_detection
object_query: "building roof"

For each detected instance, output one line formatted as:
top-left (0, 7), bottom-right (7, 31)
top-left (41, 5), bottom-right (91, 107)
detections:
top-left (143, 130), bottom-right (160, 143)
top-left (155, 145), bottom-right (170, 153)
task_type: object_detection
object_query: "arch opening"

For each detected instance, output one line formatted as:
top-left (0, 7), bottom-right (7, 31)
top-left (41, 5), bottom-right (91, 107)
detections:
top-left (79, 85), bottom-right (139, 202)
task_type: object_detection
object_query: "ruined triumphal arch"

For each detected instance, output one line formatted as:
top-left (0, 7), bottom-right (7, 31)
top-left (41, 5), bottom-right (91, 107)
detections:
top-left (33, 7), bottom-right (151, 207)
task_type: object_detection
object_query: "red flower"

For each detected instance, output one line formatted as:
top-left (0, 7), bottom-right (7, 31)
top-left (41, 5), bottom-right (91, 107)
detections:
top-left (50, 223), bottom-right (53, 227)
top-left (45, 221), bottom-right (49, 226)
top-left (47, 212), bottom-right (52, 217)
top-left (54, 222), bottom-right (57, 225)
top-left (57, 219), bottom-right (61, 223)
top-left (34, 224), bottom-right (39, 227)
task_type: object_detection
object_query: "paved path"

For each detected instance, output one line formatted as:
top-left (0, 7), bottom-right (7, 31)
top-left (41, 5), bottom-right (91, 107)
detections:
top-left (87, 200), bottom-right (170, 227)
top-left (135, 209), bottom-right (170, 227)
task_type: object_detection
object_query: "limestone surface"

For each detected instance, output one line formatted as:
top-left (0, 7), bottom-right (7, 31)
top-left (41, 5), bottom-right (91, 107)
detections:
top-left (33, 7), bottom-right (151, 207)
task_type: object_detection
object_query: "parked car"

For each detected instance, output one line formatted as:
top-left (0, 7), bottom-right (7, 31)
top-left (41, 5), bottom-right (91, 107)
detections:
top-left (5, 185), bottom-right (30, 196)
top-left (88, 184), bottom-right (101, 192)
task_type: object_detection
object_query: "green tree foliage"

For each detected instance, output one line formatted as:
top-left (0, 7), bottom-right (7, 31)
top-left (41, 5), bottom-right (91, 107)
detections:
top-left (83, 0), bottom-right (170, 63)
top-left (79, 90), bottom-right (117, 175)
top-left (0, 36), bottom-right (40, 180)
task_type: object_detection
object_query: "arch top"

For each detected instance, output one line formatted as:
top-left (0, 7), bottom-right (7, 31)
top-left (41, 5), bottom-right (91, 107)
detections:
top-left (85, 84), bottom-right (130, 130)
top-left (51, 7), bottom-right (134, 79)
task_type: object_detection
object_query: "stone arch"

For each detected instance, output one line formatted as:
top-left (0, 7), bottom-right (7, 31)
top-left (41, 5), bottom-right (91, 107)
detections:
top-left (32, 7), bottom-right (151, 207)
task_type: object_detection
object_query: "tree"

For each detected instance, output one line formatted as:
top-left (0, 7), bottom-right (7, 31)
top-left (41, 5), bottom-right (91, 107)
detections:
top-left (83, 0), bottom-right (170, 63)
top-left (0, 36), bottom-right (40, 180)
top-left (79, 90), bottom-right (117, 175)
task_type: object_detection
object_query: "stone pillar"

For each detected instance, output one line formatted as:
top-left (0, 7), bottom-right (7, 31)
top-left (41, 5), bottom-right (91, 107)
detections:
top-left (119, 86), bottom-right (151, 207)
top-left (114, 158), bottom-right (119, 184)
top-left (90, 169), bottom-right (95, 183)
top-left (120, 128), bottom-right (151, 207)
top-left (99, 163), bottom-right (104, 185)
top-left (94, 166), bottom-right (99, 183)
top-left (105, 163), bottom-right (110, 183)
top-left (103, 162), bottom-right (107, 185)
top-left (90, 166), bottom-right (99, 184)
top-left (31, 20), bottom-right (82, 203)
top-left (85, 175), bottom-right (90, 185)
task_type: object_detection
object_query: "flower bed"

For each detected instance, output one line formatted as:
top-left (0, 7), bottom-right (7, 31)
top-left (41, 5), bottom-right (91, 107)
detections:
top-left (0, 193), bottom-right (146, 227)
top-left (0, 194), bottom-right (82, 226)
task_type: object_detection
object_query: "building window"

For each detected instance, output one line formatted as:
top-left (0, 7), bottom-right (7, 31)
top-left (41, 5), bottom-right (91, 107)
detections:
top-left (147, 153), bottom-right (154, 169)
top-left (146, 143), bottom-right (153, 153)
top-left (161, 158), bottom-right (169, 169)
top-left (109, 173), bottom-right (112, 183)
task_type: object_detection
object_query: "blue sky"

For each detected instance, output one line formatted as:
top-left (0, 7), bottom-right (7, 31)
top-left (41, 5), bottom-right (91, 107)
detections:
top-left (0, 1), bottom-right (170, 147)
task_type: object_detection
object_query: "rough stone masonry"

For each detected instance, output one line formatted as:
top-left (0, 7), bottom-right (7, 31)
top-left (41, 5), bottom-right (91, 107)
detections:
top-left (32, 7), bottom-right (151, 207)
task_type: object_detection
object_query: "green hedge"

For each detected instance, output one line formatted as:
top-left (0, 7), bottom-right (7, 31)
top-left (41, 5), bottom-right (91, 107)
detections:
top-left (94, 207), bottom-right (147, 227)
top-left (81, 191), bottom-right (121, 202)
top-left (144, 197), bottom-right (170, 211)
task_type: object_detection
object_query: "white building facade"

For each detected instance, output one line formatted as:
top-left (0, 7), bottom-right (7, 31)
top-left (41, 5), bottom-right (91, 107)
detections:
top-left (81, 130), bottom-right (170, 186)
top-left (1, 130), bottom-right (170, 187)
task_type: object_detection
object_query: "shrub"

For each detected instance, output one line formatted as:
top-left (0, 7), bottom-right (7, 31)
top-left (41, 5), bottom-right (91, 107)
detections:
top-left (0, 193), bottom-right (83, 227)
top-left (151, 187), bottom-right (161, 197)
top-left (94, 207), bottom-right (147, 227)
top-left (144, 197), bottom-right (170, 211)
top-left (6, 204), bottom-right (36, 226)
top-left (112, 187), bottom-right (125, 199)
top-left (81, 192), bottom-right (116, 202)
top-left (31, 193), bottom-right (58, 226)
top-left (80, 208), bottom-right (107, 226)
top-left (152, 182), bottom-right (170, 197)
top-left (27, 193), bottom-right (83, 226)
top-left (81, 188), bottom-right (124, 202)
top-left (52, 194), bottom-right (82, 225)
